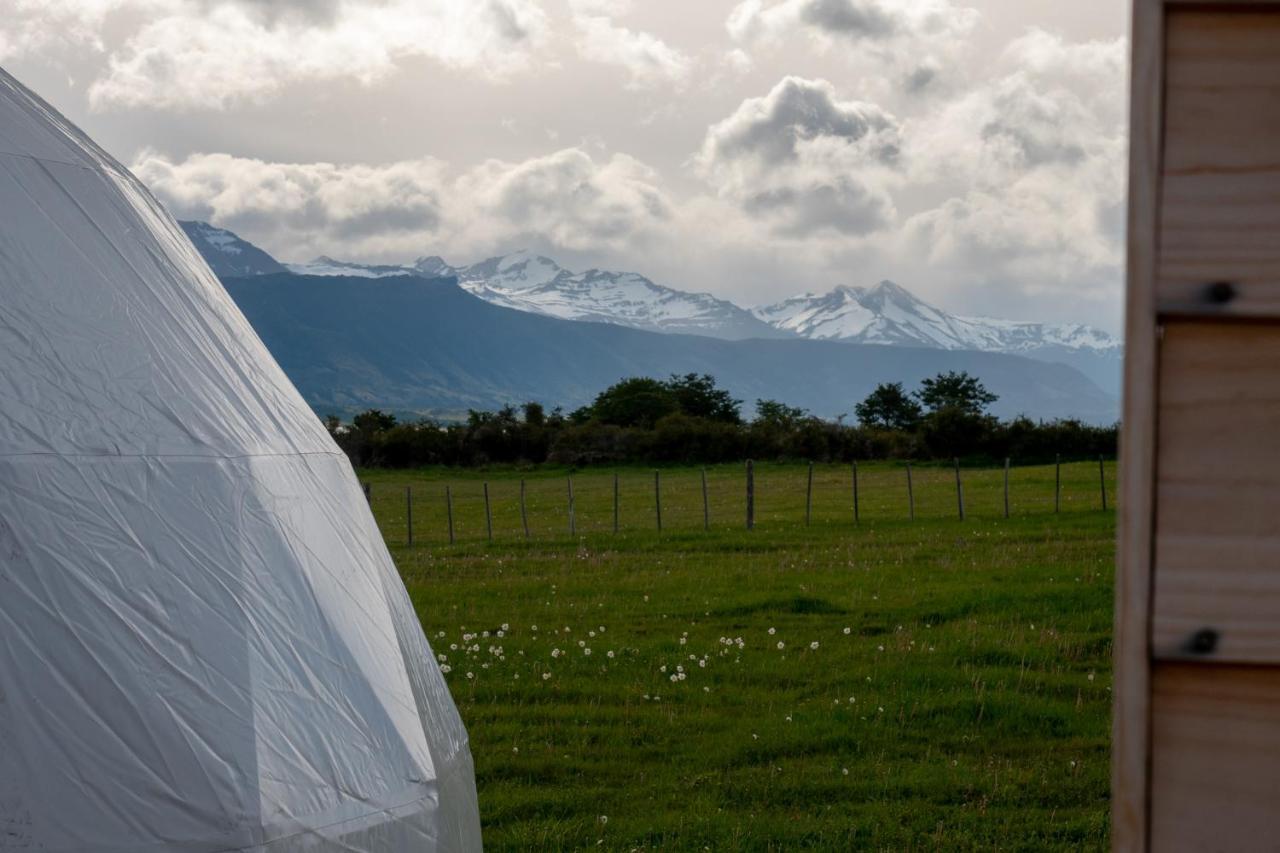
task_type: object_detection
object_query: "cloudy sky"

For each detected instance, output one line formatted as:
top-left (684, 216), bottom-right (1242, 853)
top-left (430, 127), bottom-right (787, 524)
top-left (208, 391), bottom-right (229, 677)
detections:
top-left (2, 0), bottom-right (1128, 330)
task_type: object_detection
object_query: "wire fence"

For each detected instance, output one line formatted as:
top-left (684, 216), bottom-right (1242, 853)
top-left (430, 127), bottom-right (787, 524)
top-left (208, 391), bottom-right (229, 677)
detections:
top-left (363, 457), bottom-right (1115, 547)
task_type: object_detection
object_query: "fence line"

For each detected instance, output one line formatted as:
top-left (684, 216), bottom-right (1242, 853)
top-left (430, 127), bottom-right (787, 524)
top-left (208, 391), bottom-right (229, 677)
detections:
top-left (361, 457), bottom-right (1117, 546)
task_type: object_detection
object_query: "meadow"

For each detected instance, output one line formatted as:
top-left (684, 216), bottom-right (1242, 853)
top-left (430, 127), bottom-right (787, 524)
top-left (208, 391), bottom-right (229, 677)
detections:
top-left (362, 461), bottom-right (1115, 851)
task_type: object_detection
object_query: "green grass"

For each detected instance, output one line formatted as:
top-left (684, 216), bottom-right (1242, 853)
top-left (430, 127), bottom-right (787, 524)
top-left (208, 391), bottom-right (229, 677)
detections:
top-left (362, 461), bottom-right (1115, 851)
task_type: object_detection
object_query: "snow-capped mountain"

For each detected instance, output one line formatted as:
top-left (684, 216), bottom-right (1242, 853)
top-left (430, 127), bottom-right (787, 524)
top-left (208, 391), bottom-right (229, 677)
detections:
top-left (282, 248), bottom-right (783, 340)
top-left (754, 281), bottom-right (1122, 392)
top-left (180, 221), bottom-right (286, 278)
top-left (177, 220), bottom-right (1121, 391)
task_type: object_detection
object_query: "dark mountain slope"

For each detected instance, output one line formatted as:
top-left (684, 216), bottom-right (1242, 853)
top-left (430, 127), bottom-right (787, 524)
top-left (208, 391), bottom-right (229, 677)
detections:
top-left (223, 273), bottom-right (1118, 423)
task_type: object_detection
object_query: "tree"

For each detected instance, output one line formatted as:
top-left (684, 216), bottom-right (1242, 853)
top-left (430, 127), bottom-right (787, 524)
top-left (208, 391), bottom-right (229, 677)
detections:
top-left (589, 377), bottom-right (678, 428)
top-left (916, 371), bottom-right (998, 416)
top-left (664, 373), bottom-right (742, 424)
top-left (754, 399), bottom-right (807, 430)
top-left (855, 382), bottom-right (922, 430)
top-left (352, 409), bottom-right (397, 433)
top-left (522, 401), bottom-right (546, 426)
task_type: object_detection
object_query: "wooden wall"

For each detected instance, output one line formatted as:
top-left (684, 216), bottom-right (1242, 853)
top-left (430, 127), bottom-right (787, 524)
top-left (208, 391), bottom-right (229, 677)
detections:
top-left (1118, 3), bottom-right (1280, 850)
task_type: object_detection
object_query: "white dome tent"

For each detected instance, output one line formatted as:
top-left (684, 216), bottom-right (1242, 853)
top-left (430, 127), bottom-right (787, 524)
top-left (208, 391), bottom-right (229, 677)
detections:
top-left (0, 70), bottom-right (481, 851)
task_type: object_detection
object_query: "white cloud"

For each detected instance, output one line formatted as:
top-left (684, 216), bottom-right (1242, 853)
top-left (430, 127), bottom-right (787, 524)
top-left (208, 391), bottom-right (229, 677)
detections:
top-left (134, 146), bottom-right (673, 261)
top-left (455, 148), bottom-right (673, 251)
top-left (0, 0), bottom-right (160, 61)
top-left (727, 0), bottom-right (979, 92)
top-left (568, 1), bottom-right (691, 89)
top-left (899, 30), bottom-right (1128, 305)
top-left (697, 77), bottom-right (901, 236)
top-left (133, 151), bottom-right (452, 259)
top-left (1, 0), bottom-right (550, 110)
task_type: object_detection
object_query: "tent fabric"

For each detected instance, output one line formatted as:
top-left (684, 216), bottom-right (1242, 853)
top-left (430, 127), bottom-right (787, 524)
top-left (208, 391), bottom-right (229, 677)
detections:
top-left (0, 69), bottom-right (481, 851)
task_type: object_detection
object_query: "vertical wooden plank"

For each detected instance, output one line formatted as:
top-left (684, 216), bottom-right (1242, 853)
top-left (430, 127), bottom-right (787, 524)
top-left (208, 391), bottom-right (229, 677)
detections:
top-left (805, 462), bottom-right (814, 526)
top-left (654, 470), bottom-right (662, 532)
top-left (483, 482), bottom-right (493, 542)
top-left (701, 467), bottom-right (709, 531)
top-left (520, 479), bottom-right (529, 540)
top-left (852, 461), bottom-right (860, 524)
top-left (1100, 455), bottom-right (1109, 512)
top-left (746, 459), bottom-right (755, 530)
top-left (1114, 1), bottom-right (1165, 848)
top-left (445, 485), bottom-right (455, 545)
top-left (1004, 457), bottom-right (1011, 519)
top-left (613, 472), bottom-right (619, 534)
top-left (406, 486), bottom-right (413, 547)
top-left (568, 477), bottom-right (576, 536)
top-left (906, 462), bottom-right (915, 521)
top-left (954, 458), bottom-right (964, 521)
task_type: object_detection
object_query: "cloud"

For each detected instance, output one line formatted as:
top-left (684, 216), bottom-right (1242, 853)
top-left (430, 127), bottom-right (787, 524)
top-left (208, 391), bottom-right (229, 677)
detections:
top-left (727, 0), bottom-right (978, 92)
top-left (133, 151), bottom-right (452, 259)
top-left (568, 1), bottom-right (691, 89)
top-left (456, 148), bottom-right (673, 251)
top-left (899, 30), bottom-right (1128, 306)
top-left (697, 76), bottom-right (901, 236)
top-left (134, 146), bottom-right (672, 261)
top-left (0, 0), bottom-right (550, 110)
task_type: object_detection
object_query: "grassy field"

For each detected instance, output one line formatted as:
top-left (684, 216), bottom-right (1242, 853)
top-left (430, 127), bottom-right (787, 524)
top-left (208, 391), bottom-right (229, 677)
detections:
top-left (362, 461), bottom-right (1115, 851)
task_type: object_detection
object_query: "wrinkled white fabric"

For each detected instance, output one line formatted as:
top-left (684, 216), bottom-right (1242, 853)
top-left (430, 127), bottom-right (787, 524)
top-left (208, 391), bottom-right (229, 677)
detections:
top-left (0, 68), bottom-right (481, 851)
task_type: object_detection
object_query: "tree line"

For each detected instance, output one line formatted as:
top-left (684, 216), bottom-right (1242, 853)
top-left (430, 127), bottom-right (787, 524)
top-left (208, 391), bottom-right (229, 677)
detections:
top-left (326, 371), bottom-right (1117, 469)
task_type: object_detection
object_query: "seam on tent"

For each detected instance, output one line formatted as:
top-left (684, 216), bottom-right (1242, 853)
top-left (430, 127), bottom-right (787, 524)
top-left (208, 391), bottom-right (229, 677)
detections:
top-left (0, 147), bottom-right (126, 175)
top-left (208, 792), bottom-right (435, 853)
top-left (205, 750), bottom-right (474, 853)
top-left (0, 450), bottom-right (346, 461)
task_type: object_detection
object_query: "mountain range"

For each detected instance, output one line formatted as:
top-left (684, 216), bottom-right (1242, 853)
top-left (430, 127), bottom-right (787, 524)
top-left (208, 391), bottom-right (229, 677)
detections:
top-left (181, 221), bottom-right (1120, 421)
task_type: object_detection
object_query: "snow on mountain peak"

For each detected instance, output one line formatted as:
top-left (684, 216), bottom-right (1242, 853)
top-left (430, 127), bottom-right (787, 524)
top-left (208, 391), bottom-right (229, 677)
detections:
top-left (753, 281), bottom-right (1120, 355)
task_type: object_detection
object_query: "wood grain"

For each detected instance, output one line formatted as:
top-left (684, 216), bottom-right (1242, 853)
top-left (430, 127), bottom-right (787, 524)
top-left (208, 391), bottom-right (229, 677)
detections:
top-left (1114, 0), bottom-right (1165, 848)
top-left (1151, 664), bottom-right (1280, 851)
top-left (1153, 323), bottom-right (1280, 663)
top-left (1158, 11), bottom-right (1280, 315)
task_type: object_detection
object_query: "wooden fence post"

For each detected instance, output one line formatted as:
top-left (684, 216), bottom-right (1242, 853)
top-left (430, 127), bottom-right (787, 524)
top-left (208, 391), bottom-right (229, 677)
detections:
top-left (520, 479), bottom-right (529, 539)
top-left (805, 462), bottom-right (814, 527)
top-left (746, 459), bottom-right (755, 530)
top-left (363, 482), bottom-right (371, 504)
top-left (483, 482), bottom-right (493, 542)
top-left (445, 485), bottom-right (455, 545)
top-left (1003, 457), bottom-right (1011, 519)
top-left (906, 462), bottom-right (915, 521)
top-left (654, 470), bottom-right (662, 532)
top-left (954, 458), bottom-right (965, 521)
top-left (701, 467), bottom-right (709, 531)
top-left (1099, 455), bottom-right (1108, 511)
top-left (567, 477), bottom-right (576, 536)
top-left (406, 486), bottom-right (413, 546)
top-left (613, 472), bottom-right (619, 534)
top-left (1055, 454), bottom-right (1061, 514)
top-left (852, 461), bottom-right (859, 524)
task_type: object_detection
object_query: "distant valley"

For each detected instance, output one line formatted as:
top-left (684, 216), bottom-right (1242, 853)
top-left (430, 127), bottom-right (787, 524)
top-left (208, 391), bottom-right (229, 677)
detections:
top-left (181, 220), bottom-right (1121, 422)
